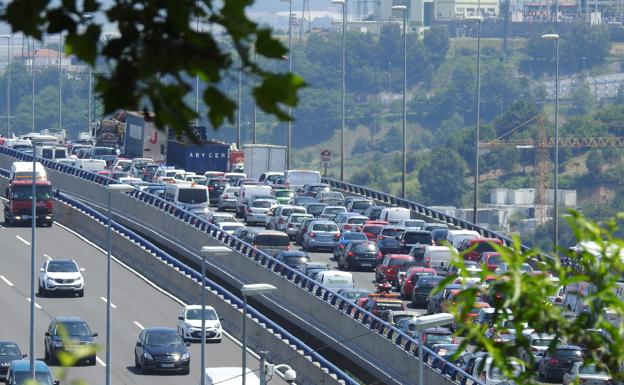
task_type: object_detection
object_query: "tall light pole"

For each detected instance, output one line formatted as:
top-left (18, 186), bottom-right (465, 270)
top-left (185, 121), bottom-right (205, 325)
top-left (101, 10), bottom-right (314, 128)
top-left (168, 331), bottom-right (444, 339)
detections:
top-left (29, 149), bottom-right (37, 380)
top-left (0, 35), bottom-right (11, 137)
top-left (105, 184), bottom-right (134, 385)
top-left (237, 65), bottom-right (242, 149)
top-left (413, 314), bottom-right (454, 385)
top-left (80, 15), bottom-right (94, 129)
top-left (331, 0), bottom-right (346, 180)
top-left (466, 15), bottom-right (483, 225)
top-left (31, 37), bottom-right (35, 133)
top-left (392, 5), bottom-right (407, 199)
top-left (199, 247), bottom-right (231, 385)
top-left (542, 33), bottom-right (560, 251)
top-left (58, 33), bottom-right (63, 130)
top-left (241, 284), bottom-right (276, 385)
top-left (281, 0), bottom-right (293, 168)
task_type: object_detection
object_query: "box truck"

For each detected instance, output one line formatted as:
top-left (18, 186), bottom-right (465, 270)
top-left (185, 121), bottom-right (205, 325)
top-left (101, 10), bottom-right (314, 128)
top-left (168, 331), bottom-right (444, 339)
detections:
top-left (166, 141), bottom-right (230, 174)
top-left (122, 111), bottom-right (167, 162)
top-left (243, 144), bottom-right (287, 181)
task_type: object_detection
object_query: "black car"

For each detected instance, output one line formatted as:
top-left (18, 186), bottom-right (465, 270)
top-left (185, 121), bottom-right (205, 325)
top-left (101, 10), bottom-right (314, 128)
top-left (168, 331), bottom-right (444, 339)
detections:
top-left (0, 341), bottom-right (25, 379)
top-left (295, 218), bottom-right (315, 245)
top-left (399, 230), bottom-right (432, 254)
top-left (134, 327), bottom-right (190, 375)
top-left (338, 241), bottom-right (381, 271)
top-left (302, 183), bottom-right (330, 197)
top-left (274, 251), bottom-right (311, 273)
top-left (411, 275), bottom-right (445, 308)
top-left (204, 178), bottom-right (230, 204)
top-left (538, 345), bottom-right (584, 383)
top-left (363, 205), bottom-right (387, 220)
top-left (44, 317), bottom-right (97, 366)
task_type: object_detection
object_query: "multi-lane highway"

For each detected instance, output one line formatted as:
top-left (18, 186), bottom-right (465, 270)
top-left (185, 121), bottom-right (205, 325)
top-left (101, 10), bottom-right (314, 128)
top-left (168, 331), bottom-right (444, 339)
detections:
top-left (0, 212), bottom-right (287, 385)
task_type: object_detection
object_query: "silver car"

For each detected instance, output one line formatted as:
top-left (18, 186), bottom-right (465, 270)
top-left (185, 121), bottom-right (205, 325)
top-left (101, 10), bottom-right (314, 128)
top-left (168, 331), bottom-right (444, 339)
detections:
top-left (302, 220), bottom-right (340, 251)
top-left (284, 213), bottom-right (314, 240)
top-left (245, 198), bottom-right (276, 226)
top-left (563, 363), bottom-right (611, 385)
top-left (218, 187), bottom-right (239, 211)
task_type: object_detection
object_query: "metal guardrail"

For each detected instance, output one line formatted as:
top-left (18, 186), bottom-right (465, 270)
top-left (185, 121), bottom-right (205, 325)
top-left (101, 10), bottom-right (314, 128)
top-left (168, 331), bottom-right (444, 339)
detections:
top-left (322, 177), bottom-right (531, 253)
top-left (0, 146), bottom-right (485, 385)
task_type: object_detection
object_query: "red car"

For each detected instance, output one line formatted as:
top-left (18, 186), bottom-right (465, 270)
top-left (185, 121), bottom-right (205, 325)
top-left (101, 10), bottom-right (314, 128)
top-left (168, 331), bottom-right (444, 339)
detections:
top-left (375, 254), bottom-right (416, 284)
top-left (460, 238), bottom-right (504, 261)
top-left (399, 267), bottom-right (436, 299)
top-left (479, 252), bottom-right (502, 272)
top-left (361, 224), bottom-right (384, 241)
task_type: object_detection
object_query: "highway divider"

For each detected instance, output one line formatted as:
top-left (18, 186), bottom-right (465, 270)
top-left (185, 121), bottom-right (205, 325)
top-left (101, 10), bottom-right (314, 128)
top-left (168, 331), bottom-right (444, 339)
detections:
top-left (0, 147), bottom-right (484, 385)
top-left (0, 171), bottom-right (356, 385)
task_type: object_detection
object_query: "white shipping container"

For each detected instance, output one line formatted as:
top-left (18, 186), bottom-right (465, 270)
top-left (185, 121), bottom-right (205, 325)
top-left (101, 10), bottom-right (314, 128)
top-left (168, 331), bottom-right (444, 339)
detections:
top-left (243, 144), bottom-right (287, 180)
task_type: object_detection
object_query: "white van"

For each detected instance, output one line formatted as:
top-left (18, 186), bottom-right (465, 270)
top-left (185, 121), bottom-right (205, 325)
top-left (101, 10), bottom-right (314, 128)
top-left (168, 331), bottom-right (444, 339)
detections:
top-left (284, 170), bottom-right (321, 191)
top-left (423, 246), bottom-right (454, 275)
top-left (57, 158), bottom-right (106, 172)
top-left (35, 145), bottom-right (67, 160)
top-left (164, 183), bottom-right (210, 211)
top-left (378, 207), bottom-right (411, 224)
top-left (10, 162), bottom-right (47, 182)
top-left (315, 270), bottom-right (355, 290)
top-left (236, 184), bottom-right (272, 216)
top-left (5, 139), bottom-right (32, 151)
top-left (446, 229), bottom-right (481, 249)
top-left (204, 367), bottom-right (260, 385)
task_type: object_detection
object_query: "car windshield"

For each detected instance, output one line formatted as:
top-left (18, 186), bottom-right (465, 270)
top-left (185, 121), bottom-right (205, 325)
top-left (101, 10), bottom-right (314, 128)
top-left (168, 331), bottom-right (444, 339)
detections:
top-left (389, 258), bottom-right (416, 267)
top-left (436, 345), bottom-right (459, 357)
top-left (178, 188), bottom-right (207, 204)
top-left (11, 185), bottom-right (52, 200)
top-left (343, 233), bottom-right (367, 240)
top-left (485, 254), bottom-right (502, 264)
top-left (47, 261), bottom-right (79, 273)
top-left (404, 233), bottom-right (431, 244)
top-left (0, 343), bottom-right (20, 356)
top-left (185, 308), bottom-right (218, 320)
top-left (312, 223), bottom-right (339, 232)
top-left (363, 226), bottom-right (382, 235)
top-left (348, 217), bottom-right (367, 225)
top-left (382, 229), bottom-right (403, 237)
top-left (429, 250), bottom-right (452, 259)
top-left (276, 191), bottom-right (294, 198)
top-left (145, 331), bottom-right (183, 346)
top-left (94, 147), bottom-right (115, 155)
top-left (324, 207), bottom-right (345, 215)
top-left (352, 201), bottom-right (372, 209)
top-left (520, 264), bottom-right (534, 273)
top-left (252, 201), bottom-right (273, 208)
top-left (13, 373), bottom-right (53, 385)
top-left (426, 334), bottom-right (453, 345)
top-left (307, 205), bottom-right (326, 214)
top-left (354, 242), bottom-right (378, 252)
top-left (58, 322), bottom-right (90, 337)
top-left (532, 338), bottom-right (553, 347)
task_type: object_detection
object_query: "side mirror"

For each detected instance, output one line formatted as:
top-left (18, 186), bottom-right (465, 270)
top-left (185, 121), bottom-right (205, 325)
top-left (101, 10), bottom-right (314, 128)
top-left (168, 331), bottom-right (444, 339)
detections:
top-left (22, 354), bottom-right (27, 358)
top-left (39, 268), bottom-right (45, 272)
top-left (178, 316), bottom-right (184, 320)
top-left (219, 317), bottom-right (225, 321)
top-left (80, 268), bottom-right (86, 272)
top-left (185, 342), bottom-right (191, 347)
top-left (92, 333), bottom-right (98, 337)
top-left (53, 381), bottom-right (60, 385)
top-left (136, 341), bottom-right (142, 347)
top-left (45, 332), bottom-right (51, 337)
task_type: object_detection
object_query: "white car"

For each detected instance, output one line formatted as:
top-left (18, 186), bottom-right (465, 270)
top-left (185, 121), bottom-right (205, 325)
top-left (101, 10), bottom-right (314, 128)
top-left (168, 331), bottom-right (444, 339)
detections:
top-left (216, 221), bottom-right (245, 235)
top-left (177, 305), bottom-right (223, 342)
top-left (38, 259), bottom-right (85, 297)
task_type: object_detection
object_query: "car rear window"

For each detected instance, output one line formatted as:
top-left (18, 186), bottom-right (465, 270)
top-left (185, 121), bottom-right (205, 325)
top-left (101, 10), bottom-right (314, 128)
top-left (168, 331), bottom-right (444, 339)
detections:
top-left (284, 256), bottom-right (311, 265)
top-left (404, 220), bottom-right (425, 228)
top-left (429, 250), bottom-right (452, 259)
top-left (312, 223), bottom-right (339, 232)
top-left (390, 259), bottom-right (417, 267)
top-left (307, 205), bottom-right (326, 214)
top-left (347, 217), bottom-right (367, 225)
top-left (418, 276), bottom-right (445, 287)
top-left (352, 200), bottom-right (372, 209)
top-left (484, 254), bottom-right (502, 264)
top-left (426, 334), bottom-right (454, 345)
top-left (532, 339), bottom-right (553, 347)
top-left (354, 242), bottom-right (378, 252)
top-left (404, 232), bottom-right (432, 244)
top-left (556, 349), bottom-right (583, 359)
top-left (254, 234), bottom-right (290, 247)
top-left (252, 201), bottom-right (272, 208)
top-left (344, 232), bottom-right (367, 240)
top-left (474, 242), bottom-right (499, 252)
top-left (381, 229), bottom-right (403, 237)
top-left (325, 207), bottom-right (345, 214)
top-left (290, 215), bottom-right (310, 223)
top-left (363, 226), bottom-right (382, 235)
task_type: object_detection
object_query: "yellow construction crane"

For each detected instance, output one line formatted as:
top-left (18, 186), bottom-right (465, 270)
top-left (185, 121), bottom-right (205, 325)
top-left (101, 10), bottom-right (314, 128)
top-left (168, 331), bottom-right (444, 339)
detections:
top-left (479, 115), bottom-right (624, 224)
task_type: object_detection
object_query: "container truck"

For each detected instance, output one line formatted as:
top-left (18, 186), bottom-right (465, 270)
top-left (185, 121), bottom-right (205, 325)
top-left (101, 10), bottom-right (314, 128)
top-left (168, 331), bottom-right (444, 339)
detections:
top-left (243, 144), bottom-right (287, 181)
top-left (166, 141), bottom-right (230, 174)
top-left (122, 111), bottom-right (167, 162)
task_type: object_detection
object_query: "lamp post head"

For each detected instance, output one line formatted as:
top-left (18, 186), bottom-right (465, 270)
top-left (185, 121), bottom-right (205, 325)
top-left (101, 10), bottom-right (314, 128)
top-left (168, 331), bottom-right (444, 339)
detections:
top-left (541, 33), bottom-right (560, 41)
top-left (330, 0), bottom-right (346, 4)
top-left (280, 0), bottom-right (292, 3)
top-left (106, 183), bottom-right (134, 193)
top-left (241, 283), bottom-right (276, 297)
top-left (391, 5), bottom-right (408, 11)
top-left (413, 313), bottom-right (455, 330)
top-left (200, 246), bottom-right (232, 256)
top-left (0, 35), bottom-right (10, 39)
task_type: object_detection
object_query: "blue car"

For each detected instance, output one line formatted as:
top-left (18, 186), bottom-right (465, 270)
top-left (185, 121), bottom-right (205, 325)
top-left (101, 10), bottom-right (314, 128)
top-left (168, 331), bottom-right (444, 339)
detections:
top-left (376, 226), bottom-right (405, 255)
top-left (333, 232), bottom-right (368, 259)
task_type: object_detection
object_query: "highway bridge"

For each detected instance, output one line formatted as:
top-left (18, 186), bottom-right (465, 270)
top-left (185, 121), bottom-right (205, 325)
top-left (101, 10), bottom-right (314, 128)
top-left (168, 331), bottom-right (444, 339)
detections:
top-left (0, 146), bottom-right (518, 385)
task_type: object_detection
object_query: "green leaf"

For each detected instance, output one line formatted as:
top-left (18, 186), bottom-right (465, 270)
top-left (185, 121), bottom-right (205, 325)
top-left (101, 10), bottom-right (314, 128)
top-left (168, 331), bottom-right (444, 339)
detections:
top-left (255, 28), bottom-right (287, 59)
top-left (253, 73), bottom-right (306, 120)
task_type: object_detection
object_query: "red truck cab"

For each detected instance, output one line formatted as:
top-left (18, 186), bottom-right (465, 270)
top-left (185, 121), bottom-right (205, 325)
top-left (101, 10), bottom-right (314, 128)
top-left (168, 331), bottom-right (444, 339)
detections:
top-left (4, 180), bottom-right (54, 227)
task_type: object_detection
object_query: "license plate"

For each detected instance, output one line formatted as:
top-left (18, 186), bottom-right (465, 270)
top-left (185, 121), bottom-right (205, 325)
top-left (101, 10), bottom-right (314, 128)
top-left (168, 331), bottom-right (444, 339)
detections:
top-left (161, 364), bottom-right (174, 368)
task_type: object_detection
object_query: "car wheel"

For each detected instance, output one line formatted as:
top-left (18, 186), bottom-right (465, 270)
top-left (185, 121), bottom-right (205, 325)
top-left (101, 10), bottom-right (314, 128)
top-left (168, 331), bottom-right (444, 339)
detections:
top-left (182, 367), bottom-right (190, 375)
top-left (44, 346), bottom-right (50, 362)
top-left (38, 281), bottom-right (43, 296)
top-left (537, 369), bottom-right (545, 382)
top-left (89, 355), bottom-right (97, 366)
top-left (78, 289), bottom-right (84, 297)
top-left (215, 338), bottom-right (222, 343)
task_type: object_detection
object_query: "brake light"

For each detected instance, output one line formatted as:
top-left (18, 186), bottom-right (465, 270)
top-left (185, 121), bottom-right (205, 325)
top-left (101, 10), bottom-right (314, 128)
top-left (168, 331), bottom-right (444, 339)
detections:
top-left (222, 194), bottom-right (229, 199)
top-left (310, 232), bottom-right (317, 238)
top-left (425, 257), bottom-right (431, 268)
top-left (549, 358), bottom-right (559, 366)
top-left (344, 224), bottom-right (352, 230)
top-left (339, 244), bottom-right (345, 249)
top-left (288, 224), bottom-right (294, 228)
top-left (348, 251), bottom-right (354, 257)
top-left (377, 251), bottom-right (382, 259)
top-left (208, 186), bottom-right (215, 190)
top-left (46, 201), bottom-right (53, 210)
top-left (378, 235), bottom-right (385, 240)
top-left (531, 347), bottom-right (540, 352)
top-left (279, 218), bottom-right (285, 224)
top-left (334, 233), bottom-right (340, 240)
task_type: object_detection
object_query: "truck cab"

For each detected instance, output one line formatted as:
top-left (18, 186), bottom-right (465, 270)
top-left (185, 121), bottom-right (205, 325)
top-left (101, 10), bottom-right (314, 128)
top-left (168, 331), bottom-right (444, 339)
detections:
top-left (4, 180), bottom-right (54, 227)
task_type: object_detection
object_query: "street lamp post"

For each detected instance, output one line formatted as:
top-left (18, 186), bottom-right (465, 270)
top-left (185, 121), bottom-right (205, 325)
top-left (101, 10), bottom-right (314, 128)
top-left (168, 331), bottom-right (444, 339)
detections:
top-left (29, 150), bottom-right (37, 380)
top-left (392, 5), bottom-right (407, 199)
top-left (413, 313), bottom-right (455, 385)
top-left (542, 33), bottom-right (560, 251)
top-left (240, 284), bottom-right (276, 385)
top-left (0, 35), bottom-right (11, 137)
top-left (58, 33), bottom-right (63, 130)
top-left (466, 15), bottom-right (483, 225)
top-left (331, 0), bottom-right (346, 180)
top-left (281, 0), bottom-right (293, 168)
top-left (199, 246), bottom-right (232, 385)
top-left (80, 15), bottom-right (94, 129)
top-left (31, 37), bottom-right (35, 133)
top-left (105, 183), bottom-right (134, 385)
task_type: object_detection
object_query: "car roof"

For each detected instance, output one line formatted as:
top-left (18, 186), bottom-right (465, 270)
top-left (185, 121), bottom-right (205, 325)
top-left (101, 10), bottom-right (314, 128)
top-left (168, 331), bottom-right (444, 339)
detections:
top-left (52, 316), bottom-right (85, 323)
top-left (9, 360), bottom-right (49, 371)
top-left (144, 327), bottom-right (178, 333)
top-left (184, 304), bottom-right (216, 311)
top-left (386, 254), bottom-right (414, 260)
top-left (423, 327), bottom-right (452, 334)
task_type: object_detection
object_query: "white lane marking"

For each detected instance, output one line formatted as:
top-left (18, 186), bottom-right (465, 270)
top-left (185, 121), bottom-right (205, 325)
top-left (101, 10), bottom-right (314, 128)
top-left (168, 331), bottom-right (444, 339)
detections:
top-left (43, 254), bottom-right (52, 260)
top-left (0, 224), bottom-right (4, 229)
top-left (100, 297), bottom-right (117, 309)
top-left (133, 321), bottom-right (144, 330)
top-left (15, 235), bottom-right (30, 245)
top-left (0, 275), bottom-right (13, 287)
top-left (53, 221), bottom-right (259, 359)
top-left (96, 356), bottom-right (106, 366)
top-left (26, 298), bottom-right (42, 309)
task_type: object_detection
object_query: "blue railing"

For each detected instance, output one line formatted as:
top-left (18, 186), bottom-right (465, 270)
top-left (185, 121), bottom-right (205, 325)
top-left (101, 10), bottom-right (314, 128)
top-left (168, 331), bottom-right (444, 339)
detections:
top-left (0, 146), bottom-right (485, 385)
